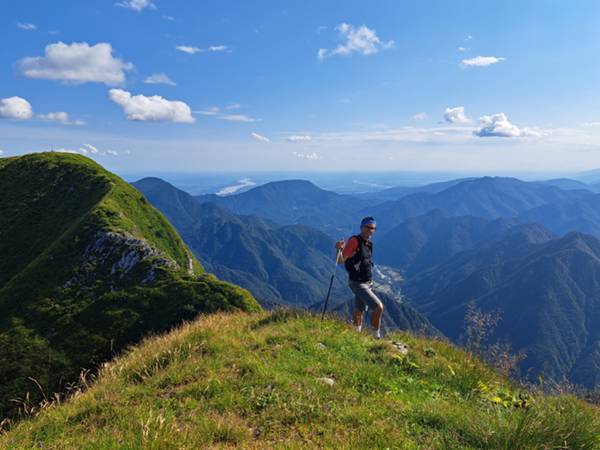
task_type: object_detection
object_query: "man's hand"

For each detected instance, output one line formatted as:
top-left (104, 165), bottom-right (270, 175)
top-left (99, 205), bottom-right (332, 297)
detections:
top-left (335, 239), bottom-right (345, 250)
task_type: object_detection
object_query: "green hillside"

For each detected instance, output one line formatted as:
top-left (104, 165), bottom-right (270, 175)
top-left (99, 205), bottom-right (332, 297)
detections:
top-left (0, 152), bottom-right (259, 420)
top-left (1, 310), bottom-right (598, 449)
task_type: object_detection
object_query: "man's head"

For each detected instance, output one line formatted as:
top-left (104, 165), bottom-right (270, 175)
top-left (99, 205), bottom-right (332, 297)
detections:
top-left (360, 216), bottom-right (376, 240)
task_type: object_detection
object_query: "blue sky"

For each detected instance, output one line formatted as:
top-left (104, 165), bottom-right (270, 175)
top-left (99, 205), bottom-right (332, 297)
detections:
top-left (2, 0), bottom-right (600, 174)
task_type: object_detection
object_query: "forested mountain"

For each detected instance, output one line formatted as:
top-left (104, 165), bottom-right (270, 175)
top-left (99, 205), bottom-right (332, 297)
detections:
top-left (518, 193), bottom-right (600, 237)
top-left (376, 209), bottom-right (520, 276)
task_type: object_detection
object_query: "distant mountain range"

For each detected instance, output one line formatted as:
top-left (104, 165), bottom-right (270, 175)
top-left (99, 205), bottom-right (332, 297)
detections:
top-left (518, 193), bottom-right (600, 237)
top-left (195, 179), bottom-right (370, 237)
top-left (134, 177), bottom-right (436, 334)
top-left (366, 177), bottom-right (593, 230)
top-left (191, 176), bottom-right (596, 238)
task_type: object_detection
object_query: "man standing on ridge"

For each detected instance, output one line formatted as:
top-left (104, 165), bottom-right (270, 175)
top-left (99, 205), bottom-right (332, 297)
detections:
top-left (336, 216), bottom-right (384, 339)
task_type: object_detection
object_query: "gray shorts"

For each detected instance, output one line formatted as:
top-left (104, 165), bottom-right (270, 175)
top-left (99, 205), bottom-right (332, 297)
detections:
top-left (349, 280), bottom-right (383, 312)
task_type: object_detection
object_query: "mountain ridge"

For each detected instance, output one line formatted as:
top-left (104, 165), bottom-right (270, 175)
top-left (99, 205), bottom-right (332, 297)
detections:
top-left (0, 153), bottom-right (259, 419)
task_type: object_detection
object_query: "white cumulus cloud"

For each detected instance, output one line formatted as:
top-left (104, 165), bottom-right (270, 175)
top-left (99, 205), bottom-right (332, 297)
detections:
top-left (144, 73), bottom-right (176, 86)
top-left (108, 89), bottom-right (195, 123)
top-left (413, 112), bottom-right (427, 121)
top-left (115, 0), bottom-right (155, 11)
top-left (287, 135), bottom-right (312, 142)
top-left (251, 132), bottom-right (270, 143)
top-left (444, 106), bottom-right (471, 124)
top-left (318, 23), bottom-right (393, 60)
top-left (474, 113), bottom-right (540, 138)
top-left (0, 96), bottom-right (33, 120)
top-left (461, 56), bottom-right (505, 67)
top-left (20, 42), bottom-right (133, 85)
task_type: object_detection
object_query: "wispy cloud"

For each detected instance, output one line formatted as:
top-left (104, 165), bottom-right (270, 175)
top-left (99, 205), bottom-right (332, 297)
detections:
top-left (196, 106), bottom-right (220, 116)
top-left (176, 45), bottom-right (229, 54)
top-left (20, 42), bottom-right (133, 85)
top-left (38, 111), bottom-right (85, 125)
top-left (461, 56), bottom-right (505, 67)
top-left (220, 114), bottom-right (258, 123)
top-left (176, 45), bottom-right (200, 54)
top-left (115, 0), bottom-right (156, 12)
top-left (251, 132), bottom-right (270, 143)
top-left (287, 135), bottom-right (312, 142)
top-left (292, 151), bottom-right (320, 160)
top-left (144, 73), bottom-right (176, 86)
top-left (17, 22), bottom-right (36, 31)
top-left (56, 143), bottom-right (122, 156)
top-left (195, 106), bottom-right (257, 122)
top-left (207, 45), bottom-right (228, 52)
top-left (318, 23), bottom-right (393, 60)
top-left (413, 112), bottom-right (427, 121)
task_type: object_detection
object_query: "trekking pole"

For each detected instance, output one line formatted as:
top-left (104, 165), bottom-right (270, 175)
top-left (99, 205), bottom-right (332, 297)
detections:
top-left (321, 247), bottom-right (342, 321)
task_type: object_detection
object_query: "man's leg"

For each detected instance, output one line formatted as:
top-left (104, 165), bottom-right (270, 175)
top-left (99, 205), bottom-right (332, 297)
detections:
top-left (371, 302), bottom-right (384, 331)
top-left (349, 281), bottom-right (367, 332)
top-left (357, 282), bottom-right (384, 336)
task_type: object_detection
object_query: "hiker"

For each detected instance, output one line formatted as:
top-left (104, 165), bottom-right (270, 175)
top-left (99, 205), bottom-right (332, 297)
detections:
top-left (336, 216), bottom-right (384, 339)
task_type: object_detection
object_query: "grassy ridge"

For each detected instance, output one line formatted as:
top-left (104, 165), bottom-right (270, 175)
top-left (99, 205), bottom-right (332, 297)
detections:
top-left (0, 152), bottom-right (259, 419)
top-left (2, 310), bottom-right (598, 449)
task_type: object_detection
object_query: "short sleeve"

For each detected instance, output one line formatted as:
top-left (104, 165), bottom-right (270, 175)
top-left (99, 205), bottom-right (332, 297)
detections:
top-left (342, 236), bottom-right (359, 260)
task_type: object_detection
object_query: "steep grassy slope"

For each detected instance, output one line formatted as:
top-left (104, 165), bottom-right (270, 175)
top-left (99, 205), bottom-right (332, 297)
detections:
top-left (0, 153), bottom-right (259, 419)
top-left (1, 311), bottom-right (598, 449)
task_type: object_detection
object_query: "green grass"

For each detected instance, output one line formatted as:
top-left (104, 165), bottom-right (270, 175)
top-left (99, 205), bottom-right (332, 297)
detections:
top-left (0, 152), bottom-right (259, 419)
top-left (2, 310), bottom-right (599, 449)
